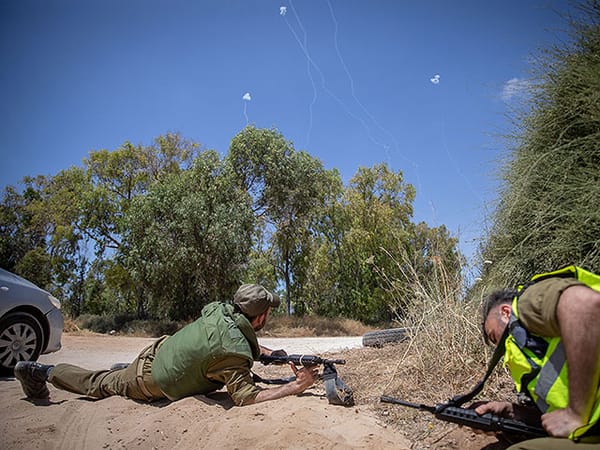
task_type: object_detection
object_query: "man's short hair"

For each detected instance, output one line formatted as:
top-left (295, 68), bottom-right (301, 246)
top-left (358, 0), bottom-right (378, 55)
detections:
top-left (480, 289), bottom-right (516, 345)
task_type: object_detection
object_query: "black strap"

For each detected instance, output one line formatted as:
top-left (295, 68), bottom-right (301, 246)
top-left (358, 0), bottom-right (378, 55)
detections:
top-left (449, 279), bottom-right (541, 407)
top-left (449, 326), bottom-right (509, 407)
top-left (252, 372), bottom-right (296, 385)
top-left (252, 365), bottom-right (355, 406)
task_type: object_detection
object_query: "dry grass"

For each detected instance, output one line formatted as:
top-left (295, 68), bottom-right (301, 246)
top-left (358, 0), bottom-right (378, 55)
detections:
top-left (343, 254), bottom-right (518, 448)
top-left (339, 343), bottom-right (514, 450)
top-left (67, 311), bottom-right (376, 338)
top-left (62, 318), bottom-right (104, 336)
top-left (258, 314), bottom-right (376, 337)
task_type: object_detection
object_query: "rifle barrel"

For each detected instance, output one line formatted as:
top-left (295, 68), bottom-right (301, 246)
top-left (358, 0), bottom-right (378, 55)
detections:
top-left (259, 354), bottom-right (346, 365)
top-left (381, 396), bottom-right (547, 438)
top-left (380, 396), bottom-right (436, 413)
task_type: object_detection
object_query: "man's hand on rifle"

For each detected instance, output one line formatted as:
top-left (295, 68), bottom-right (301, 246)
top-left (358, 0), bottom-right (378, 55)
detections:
top-left (456, 401), bottom-right (516, 436)
top-left (471, 400), bottom-right (544, 437)
top-left (289, 362), bottom-right (318, 391)
top-left (474, 400), bottom-right (516, 419)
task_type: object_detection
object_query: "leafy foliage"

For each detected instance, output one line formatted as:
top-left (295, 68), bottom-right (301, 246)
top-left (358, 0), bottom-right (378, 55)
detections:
top-left (1, 129), bottom-right (463, 324)
top-left (124, 151), bottom-right (255, 320)
top-left (481, 1), bottom-right (600, 287)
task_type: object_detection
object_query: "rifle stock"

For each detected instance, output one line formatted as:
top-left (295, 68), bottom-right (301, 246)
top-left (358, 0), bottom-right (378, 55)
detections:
top-left (380, 395), bottom-right (546, 438)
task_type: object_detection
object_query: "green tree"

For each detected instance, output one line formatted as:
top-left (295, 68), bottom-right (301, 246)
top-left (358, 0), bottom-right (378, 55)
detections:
top-left (124, 150), bottom-right (254, 320)
top-left (339, 164), bottom-right (416, 322)
top-left (302, 163), bottom-right (420, 323)
top-left (0, 183), bottom-right (46, 274)
top-left (228, 126), bottom-right (335, 314)
top-left (1, 133), bottom-right (200, 317)
top-left (82, 132), bottom-right (198, 257)
top-left (0, 171), bottom-right (89, 315)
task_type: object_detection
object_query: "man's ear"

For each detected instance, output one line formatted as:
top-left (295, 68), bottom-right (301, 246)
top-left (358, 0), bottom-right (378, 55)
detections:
top-left (500, 303), bottom-right (512, 321)
top-left (250, 310), bottom-right (268, 328)
top-left (250, 314), bottom-right (261, 328)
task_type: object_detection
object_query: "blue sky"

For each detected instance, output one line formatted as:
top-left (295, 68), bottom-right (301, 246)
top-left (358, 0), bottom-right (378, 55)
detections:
top-left (0, 0), bottom-right (575, 265)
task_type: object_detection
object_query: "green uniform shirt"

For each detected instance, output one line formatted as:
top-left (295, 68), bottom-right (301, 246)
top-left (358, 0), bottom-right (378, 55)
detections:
top-left (151, 302), bottom-right (262, 405)
top-left (517, 277), bottom-right (584, 336)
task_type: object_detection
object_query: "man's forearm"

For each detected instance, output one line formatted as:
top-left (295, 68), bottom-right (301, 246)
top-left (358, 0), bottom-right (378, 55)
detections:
top-left (557, 285), bottom-right (600, 420)
top-left (243, 381), bottom-right (306, 405)
top-left (259, 345), bottom-right (273, 355)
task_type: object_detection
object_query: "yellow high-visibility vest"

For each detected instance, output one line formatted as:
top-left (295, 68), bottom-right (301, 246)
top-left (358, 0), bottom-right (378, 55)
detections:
top-left (505, 266), bottom-right (600, 441)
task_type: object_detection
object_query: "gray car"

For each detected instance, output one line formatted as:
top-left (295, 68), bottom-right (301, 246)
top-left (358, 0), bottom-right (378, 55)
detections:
top-left (0, 268), bottom-right (63, 375)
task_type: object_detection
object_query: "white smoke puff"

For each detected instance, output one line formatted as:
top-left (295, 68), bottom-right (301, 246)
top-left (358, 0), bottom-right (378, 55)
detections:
top-left (430, 74), bottom-right (440, 84)
top-left (242, 92), bottom-right (251, 101)
top-left (280, 6), bottom-right (287, 16)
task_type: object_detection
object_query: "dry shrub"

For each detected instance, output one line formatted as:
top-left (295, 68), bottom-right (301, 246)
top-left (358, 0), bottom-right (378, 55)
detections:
top-left (378, 255), bottom-right (512, 414)
top-left (335, 342), bottom-right (513, 449)
top-left (331, 270), bottom-right (514, 447)
top-left (62, 316), bottom-right (81, 333)
top-left (259, 315), bottom-right (375, 337)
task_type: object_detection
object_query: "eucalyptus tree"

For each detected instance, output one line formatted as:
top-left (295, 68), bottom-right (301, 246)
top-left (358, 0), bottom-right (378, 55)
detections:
top-left (124, 150), bottom-right (254, 320)
top-left (338, 163), bottom-right (416, 323)
top-left (81, 132), bottom-right (198, 257)
top-left (1, 133), bottom-right (200, 316)
top-left (0, 180), bottom-right (51, 281)
top-left (0, 169), bottom-right (90, 307)
top-left (228, 126), bottom-right (335, 314)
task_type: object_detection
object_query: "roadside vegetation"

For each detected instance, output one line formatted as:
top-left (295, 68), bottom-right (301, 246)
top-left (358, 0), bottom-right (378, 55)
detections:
top-left (1, 131), bottom-right (461, 327)
top-left (64, 313), bottom-right (375, 338)
top-left (477, 0), bottom-right (600, 288)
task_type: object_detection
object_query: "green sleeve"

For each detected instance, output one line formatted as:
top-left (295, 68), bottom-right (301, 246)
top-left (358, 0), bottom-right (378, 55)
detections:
top-left (206, 356), bottom-right (261, 406)
top-left (518, 277), bottom-right (585, 336)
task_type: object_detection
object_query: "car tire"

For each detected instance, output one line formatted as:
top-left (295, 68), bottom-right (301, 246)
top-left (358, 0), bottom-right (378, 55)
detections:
top-left (0, 312), bottom-right (45, 376)
top-left (362, 328), bottom-right (409, 347)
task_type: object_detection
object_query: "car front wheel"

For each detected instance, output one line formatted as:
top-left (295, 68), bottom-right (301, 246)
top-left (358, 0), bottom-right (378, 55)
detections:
top-left (0, 312), bottom-right (44, 376)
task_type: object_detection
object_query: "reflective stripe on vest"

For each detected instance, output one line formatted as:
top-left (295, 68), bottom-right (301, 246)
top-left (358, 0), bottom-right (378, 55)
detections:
top-left (533, 341), bottom-right (566, 412)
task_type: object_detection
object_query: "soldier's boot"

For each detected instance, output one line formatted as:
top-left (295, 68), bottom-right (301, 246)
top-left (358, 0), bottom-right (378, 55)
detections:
top-left (14, 361), bottom-right (54, 399)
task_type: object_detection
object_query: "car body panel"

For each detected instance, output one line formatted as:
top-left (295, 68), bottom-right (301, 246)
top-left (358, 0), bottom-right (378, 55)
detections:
top-left (44, 307), bottom-right (63, 353)
top-left (0, 268), bottom-right (63, 355)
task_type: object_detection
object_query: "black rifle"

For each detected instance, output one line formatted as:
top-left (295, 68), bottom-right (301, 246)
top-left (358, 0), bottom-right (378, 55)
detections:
top-left (259, 353), bottom-right (346, 367)
top-left (258, 354), bottom-right (354, 406)
top-left (380, 396), bottom-right (547, 439)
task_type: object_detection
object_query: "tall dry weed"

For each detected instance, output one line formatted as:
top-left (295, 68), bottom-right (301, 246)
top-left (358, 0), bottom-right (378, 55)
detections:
top-left (260, 315), bottom-right (375, 337)
top-left (378, 251), bottom-right (513, 405)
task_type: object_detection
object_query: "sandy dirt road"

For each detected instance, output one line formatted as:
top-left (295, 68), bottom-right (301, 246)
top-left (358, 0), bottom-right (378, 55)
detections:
top-left (0, 334), bottom-right (411, 450)
top-left (36, 334), bottom-right (364, 370)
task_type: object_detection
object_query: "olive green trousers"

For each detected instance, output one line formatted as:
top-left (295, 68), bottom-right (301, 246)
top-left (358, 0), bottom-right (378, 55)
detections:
top-left (47, 337), bottom-right (168, 402)
top-left (508, 437), bottom-right (600, 449)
